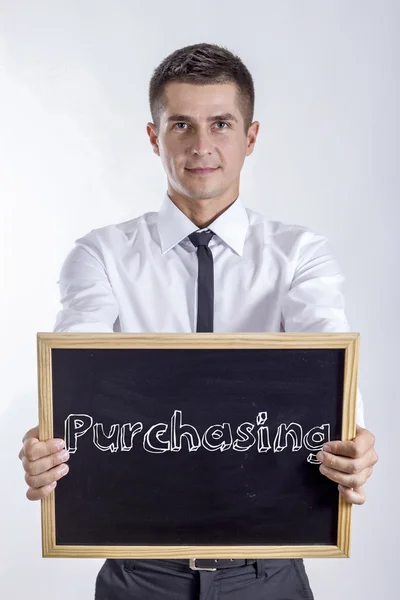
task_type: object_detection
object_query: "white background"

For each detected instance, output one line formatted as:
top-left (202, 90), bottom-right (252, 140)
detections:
top-left (0, 1), bottom-right (398, 598)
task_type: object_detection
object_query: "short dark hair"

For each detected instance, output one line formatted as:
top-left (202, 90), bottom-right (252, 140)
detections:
top-left (149, 42), bottom-right (255, 134)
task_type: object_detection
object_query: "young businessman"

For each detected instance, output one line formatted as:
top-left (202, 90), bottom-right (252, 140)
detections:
top-left (19, 43), bottom-right (378, 599)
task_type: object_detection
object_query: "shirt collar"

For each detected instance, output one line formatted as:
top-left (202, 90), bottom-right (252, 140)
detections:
top-left (157, 191), bottom-right (249, 256)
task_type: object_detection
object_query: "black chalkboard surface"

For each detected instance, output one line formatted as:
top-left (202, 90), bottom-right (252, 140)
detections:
top-left (37, 333), bottom-right (359, 559)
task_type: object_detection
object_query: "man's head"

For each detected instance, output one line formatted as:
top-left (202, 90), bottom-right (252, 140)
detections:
top-left (147, 43), bottom-right (259, 208)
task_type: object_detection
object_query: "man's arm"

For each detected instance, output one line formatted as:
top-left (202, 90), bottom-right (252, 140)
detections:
top-left (19, 234), bottom-right (119, 500)
top-left (53, 236), bottom-right (118, 333)
top-left (280, 229), bottom-right (378, 504)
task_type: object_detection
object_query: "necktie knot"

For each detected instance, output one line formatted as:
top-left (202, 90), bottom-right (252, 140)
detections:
top-left (188, 229), bottom-right (214, 248)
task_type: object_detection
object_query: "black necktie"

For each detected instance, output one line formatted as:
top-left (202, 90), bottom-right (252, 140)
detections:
top-left (188, 229), bottom-right (215, 332)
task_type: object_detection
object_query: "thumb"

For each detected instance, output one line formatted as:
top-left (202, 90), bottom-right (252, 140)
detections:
top-left (22, 425), bottom-right (39, 444)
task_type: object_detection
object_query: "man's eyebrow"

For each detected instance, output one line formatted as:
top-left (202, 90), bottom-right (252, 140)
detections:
top-left (167, 113), bottom-right (238, 123)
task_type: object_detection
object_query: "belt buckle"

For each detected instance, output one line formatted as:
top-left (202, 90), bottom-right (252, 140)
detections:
top-left (189, 558), bottom-right (217, 571)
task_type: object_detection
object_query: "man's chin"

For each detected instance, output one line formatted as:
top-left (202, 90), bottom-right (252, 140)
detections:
top-left (181, 187), bottom-right (222, 201)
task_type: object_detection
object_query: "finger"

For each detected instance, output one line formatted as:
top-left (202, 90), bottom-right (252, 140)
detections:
top-left (324, 428), bottom-right (375, 459)
top-left (22, 448), bottom-right (70, 476)
top-left (23, 436), bottom-right (65, 462)
top-left (26, 481), bottom-right (57, 501)
top-left (323, 440), bottom-right (359, 458)
top-left (316, 447), bottom-right (377, 475)
top-left (319, 464), bottom-right (373, 488)
top-left (338, 485), bottom-right (366, 505)
top-left (25, 461), bottom-right (69, 490)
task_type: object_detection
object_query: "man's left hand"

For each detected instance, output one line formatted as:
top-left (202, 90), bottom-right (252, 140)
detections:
top-left (316, 425), bottom-right (378, 505)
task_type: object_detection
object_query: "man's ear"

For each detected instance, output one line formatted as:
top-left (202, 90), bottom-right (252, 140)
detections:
top-left (246, 121), bottom-right (260, 156)
top-left (147, 122), bottom-right (160, 156)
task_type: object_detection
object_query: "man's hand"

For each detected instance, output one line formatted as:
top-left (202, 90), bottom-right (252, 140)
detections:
top-left (18, 425), bottom-right (70, 500)
top-left (316, 425), bottom-right (378, 505)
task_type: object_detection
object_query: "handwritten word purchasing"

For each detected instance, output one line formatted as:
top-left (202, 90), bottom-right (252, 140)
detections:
top-left (64, 411), bottom-right (329, 464)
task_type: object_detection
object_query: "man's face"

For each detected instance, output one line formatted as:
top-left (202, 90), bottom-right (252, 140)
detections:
top-left (147, 82), bottom-right (259, 202)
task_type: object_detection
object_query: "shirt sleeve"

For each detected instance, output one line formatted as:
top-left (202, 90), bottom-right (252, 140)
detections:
top-left (281, 229), bottom-right (365, 428)
top-left (53, 234), bottom-right (119, 333)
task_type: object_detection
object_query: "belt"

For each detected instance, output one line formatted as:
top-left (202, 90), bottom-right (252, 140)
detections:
top-left (187, 558), bottom-right (257, 571)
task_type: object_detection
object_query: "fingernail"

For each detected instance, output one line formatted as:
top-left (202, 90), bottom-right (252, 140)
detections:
top-left (60, 464), bottom-right (69, 475)
top-left (323, 444), bottom-right (331, 452)
top-left (56, 440), bottom-right (65, 450)
top-left (60, 450), bottom-right (69, 461)
top-left (49, 481), bottom-right (57, 489)
top-left (316, 451), bottom-right (324, 461)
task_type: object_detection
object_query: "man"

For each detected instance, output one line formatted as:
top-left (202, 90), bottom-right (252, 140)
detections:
top-left (19, 42), bottom-right (378, 599)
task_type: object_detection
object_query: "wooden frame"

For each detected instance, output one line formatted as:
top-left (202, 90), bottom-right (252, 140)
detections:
top-left (37, 331), bottom-right (359, 559)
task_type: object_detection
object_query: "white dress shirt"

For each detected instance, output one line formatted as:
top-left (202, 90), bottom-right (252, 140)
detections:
top-left (54, 191), bottom-right (365, 426)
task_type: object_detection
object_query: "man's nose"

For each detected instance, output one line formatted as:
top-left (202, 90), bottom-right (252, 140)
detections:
top-left (190, 130), bottom-right (213, 156)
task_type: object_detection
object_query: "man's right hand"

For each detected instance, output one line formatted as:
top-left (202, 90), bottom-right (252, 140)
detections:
top-left (18, 426), bottom-right (70, 500)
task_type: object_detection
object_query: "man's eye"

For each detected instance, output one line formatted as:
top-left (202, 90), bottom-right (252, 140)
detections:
top-left (173, 122), bottom-right (229, 130)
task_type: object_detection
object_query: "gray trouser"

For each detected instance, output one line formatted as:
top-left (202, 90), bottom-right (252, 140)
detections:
top-left (94, 558), bottom-right (314, 599)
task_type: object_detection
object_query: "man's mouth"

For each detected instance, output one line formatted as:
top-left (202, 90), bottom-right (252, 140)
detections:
top-left (186, 167), bottom-right (219, 174)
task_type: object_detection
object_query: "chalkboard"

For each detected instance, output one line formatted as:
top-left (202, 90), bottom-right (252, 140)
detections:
top-left (37, 332), bottom-right (359, 559)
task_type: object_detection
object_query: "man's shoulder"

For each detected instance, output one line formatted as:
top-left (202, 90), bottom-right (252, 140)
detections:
top-left (245, 206), bottom-right (327, 247)
top-left (74, 209), bottom-right (158, 249)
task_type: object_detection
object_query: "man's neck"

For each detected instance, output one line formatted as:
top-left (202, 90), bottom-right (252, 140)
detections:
top-left (167, 188), bottom-right (239, 229)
